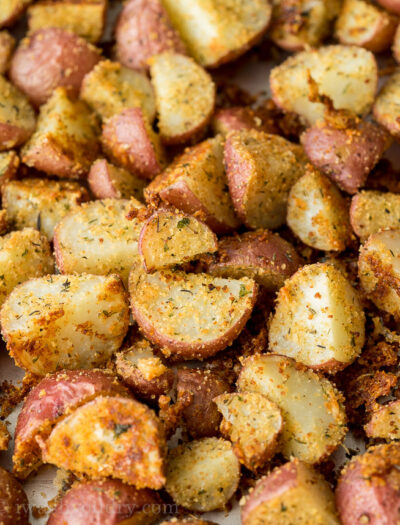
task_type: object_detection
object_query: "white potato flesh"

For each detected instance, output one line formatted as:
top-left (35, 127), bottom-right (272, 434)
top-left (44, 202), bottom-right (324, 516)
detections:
top-left (269, 263), bottom-right (365, 371)
top-left (350, 191), bottom-right (400, 241)
top-left (166, 437), bottom-right (240, 511)
top-left (0, 274), bottom-right (129, 375)
top-left (238, 354), bottom-right (347, 464)
top-left (270, 45), bottom-right (378, 125)
top-left (373, 72), bottom-right (400, 138)
top-left (365, 400), bottom-right (400, 440)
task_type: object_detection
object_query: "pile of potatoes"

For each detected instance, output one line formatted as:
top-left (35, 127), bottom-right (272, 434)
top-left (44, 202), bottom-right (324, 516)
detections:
top-left (3, 0), bottom-right (400, 523)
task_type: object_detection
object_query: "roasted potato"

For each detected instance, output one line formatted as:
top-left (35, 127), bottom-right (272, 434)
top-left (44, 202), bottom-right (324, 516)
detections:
top-left (215, 392), bottom-right (283, 471)
top-left (22, 87), bottom-right (100, 178)
top-left (206, 230), bottom-right (301, 291)
top-left (13, 369), bottom-right (129, 479)
top-left (359, 229), bottom-right (400, 319)
top-left (161, 0), bottom-right (271, 68)
top-left (0, 210), bottom-right (8, 235)
top-left (81, 59), bottom-right (156, 122)
top-left (2, 178), bottom-right (89, 240)
top-left (270, 45), bottom-right (378, 125)
top-left (336, 443), bottom-right (400, 525)
top-left (145, 136), bottom-right (240, 234)
top-left (376, 0), bottom-right (400, 14)
top-left (0, 0), bottom-right (32, 27)
top-left (166, 437), bottom-right (240, 511)
top-left (350, 190), bottom-right (400, 240)
top-left (392, 22), bottom-right (400, 62)
top-left (211, 106), bottom-right (279, 137)
top-left (116, 339), bottom-right (174, 401)
top-left (224, 130), bottom-right (307, 229)
top-left (27, 0), bottom-right (107, 43)
top-left (150, 52), bottom-right (215, 144)
top-left (48, 479), bottom-right (162, 525)
top-left (0, 467), bottom-right (29, 525)
top-left (0, 421), bottom-right (10, 451)
top-left (129, 263), bottom-right (258, 360)
top-left (88, 158), bottom-right (146, 201)
top-left (0, 228), bottom-right (54, 308)
top-left (138, 208), bottom-right (218, 272)
top-left (0, 30), bottom-right (15, 74)
top-left (39, 395), bottom-right (166, 489)
top-left (101, 107), bottom-right (165, 179)
top-left (269, 263), bottom-right (365, 372)
top-left (53, 198), bottom-right (143, 286)
top-left (287, 167), bottom-right (352, 251)
top-left (365, 399), bottom-right (400, 440)
top-left (238, 354), bottom-right (347, 463)
top-left (0, 274), bottom-right (129, 375)
top-left (373, 71), bottom-right (400, 139)
top-left (177, 368), bottom-right (230, 438)
top-left (302, 118), bottom-right (389, 194)
top-left (241, 459), bottom-right (340, 525)
top-left (0, 75), bottom-right (36, 151)
top-left (0, 150), bottom-right (18, 192)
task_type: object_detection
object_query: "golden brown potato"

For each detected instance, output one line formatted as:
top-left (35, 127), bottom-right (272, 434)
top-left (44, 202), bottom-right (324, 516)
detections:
top-left (0, 210), bottom-right (8, 235)
top-left (0, 0), bottom-right (32, 28)
top-left (392, 21), bottom-right (400, 62)
top-left (0, 421), bottom-right (10, 451)
top-left (365, 399), bottom-right (400, 440)
top-left (0, 467), bottom-right (29, 525)
top-left (350, 190), bottom-right (400, 240)
top-left (0, 150), bottom-right (18, 192)
top-left (373, 71), bottom-right (400, 139)
top-left (88, 159), bottom-right (146, 201)
top-left (0, 31), bottom-right (15, 74)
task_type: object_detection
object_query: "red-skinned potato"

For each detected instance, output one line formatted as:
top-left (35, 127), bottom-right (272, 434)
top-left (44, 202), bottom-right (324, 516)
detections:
top-left (206, 230), bottom-right (301, 291)
top-left (101, 107), bottom-right (165, 180)
top-left (211, 106), bottom-right (279, 137)
top-left (177, 368), bottom-right (230, 438)
top-left (115, 0), bottom-right (186, 72)
top-left (0, 467), bottom-right (29, 525)
top-left (0, 31), bottom-right (15, 74)
top-left (336, 444), bottom-right (400, 525)
top-left (241, 459), bottom-right (340, 525)
top-left (350, 190), bottom-right (400, 240)
top-left (373, 71), bottom-right (400, 139)
top-left (0, 150), bottom-right (19, 192)
top-left (48, 479), bottom-right (162, 525)
top-left (365, 399), bottom-right (400, 440)
top-left (10, 28), bottom-right (100, 107)
top-left (0, 0), bottom-right (32, 28)
top-left (38, 395), bottom-right (166, 489)
top-left (302, 117), bottom-right (389, 194)
top-left (88, 159), bottom-right (146, 201)
top-left (377, 0), bottom-right (400, 14)
top-left (13, 369), bottom-right (129, 479)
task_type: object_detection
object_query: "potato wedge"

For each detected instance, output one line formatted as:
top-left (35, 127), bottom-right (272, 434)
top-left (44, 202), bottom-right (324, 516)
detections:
top-left (22, 87), bottom-right (100, 178)
top-left (373, 71), bottom-right (400, 139)
top-left (359, 229), bottom-right (400, 319)
top-left (225, 129), bottom-right (307, 229)
top-left (350, 190), bottom-right (400, 240)
top-left (101, 107), bottom-right (165, 180)
top-left (0, 467), bottom-right (29, 525)
top-left (238, 354), bottom-right (347, 463)
top-left (269, 263), bottom-right (365, 372)
top-left (270, 0), bottom-right (341, 51)
top-left (0, 0), bottom-right (31, 27)
top-left (145, 136), bottom-right (240, 234)
top-left (212, 106), bottom-right (279, 137)
top-left (2, 178), bottom-right (89, 240)
top-left (336, 444), bottom-right (400, 525)
top-left (138, 209), bottom-right (218, 272)
top-left (377, 0), bottom-right (400, 14)
top-left (129, 264), bottom-right (257, 360)
top-left (161, 0), bottom-right (271, 68)
top-left (0, 150), bottom-right (18, 192)
top-left (27, 0), bottom-right (106, 43)
top-left (0, 31), bottom-right (15, 74)
top-left (270, 45), bottom-right (378, 125)
top-left (365, 400), bottom-right (400, 440)
top-left (166, 437), bottom-right (240, 512)
top-left (0, 228), bottom-right (54, 308)
top-left (302, 118), bottom-right (389, 194)
top-left (10, 28), bottom-right (100, 107)
top-left (241, 459), bottom-right (340, 525)
top-left (287, 167), bottom-right (352, 251)
top-left (0, 75), bottom-right (36, 151)
top-left (53, 198), bottom-right (143, 286)
top-left (335, 0), bottom-right (397, 52)
top-left (0, 274), bottom-right (129, 375)
top-left (88, 159), bottom-right (146, 201)
top-left (206, 230), bottom-right (301, 291)
top-left (215, 392), bottom-right (282, 471)
top-left (150, 52), bottom-right (215, 144)
top-left (13, 369), bottom-right (129, 479)
top-left (81, 59), bottom-right (156, 122)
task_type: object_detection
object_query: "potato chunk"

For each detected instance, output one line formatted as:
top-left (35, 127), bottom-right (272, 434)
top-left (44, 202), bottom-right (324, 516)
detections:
top-left (88, 159), bottom-right (146, 201)
top-left (365, 400), bottom-right (400, 440)
top-left (129, 264), bottom-right (257, 360)
top-left (0, 274), bottom-right (129, 375)
top-left (166, 438), bottom-right (240, 511)
top-left (215, 392), bottom-right (283, 471)
top-left (269, 263), bottom-right (365, 372)
top-left (225, 130), bottom-right (306, 229)
top-left (270, 45), bottom-right (378, 125)
top-left (39, 395), bottom-right (166, 489)
top-left (373, 71), bottom-right (400, 139)
top-left (350, 191), bottom-right (400, 240)
top-left (287, 168), bottom-right (351, 251)
top-left (238, 354), bottom-right (347, 463)
top-left (0, 31), bottom-right (15, 74)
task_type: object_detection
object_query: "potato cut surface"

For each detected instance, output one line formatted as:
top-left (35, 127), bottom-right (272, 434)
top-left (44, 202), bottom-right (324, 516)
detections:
top-left (88, 159), bottom-right (146, 201)
top-left (350, 191), bottom-right (400, 240)
top-left (365, 400), bottom-right (400, 440)
top-left (373, 71), bottom-right (400, 138)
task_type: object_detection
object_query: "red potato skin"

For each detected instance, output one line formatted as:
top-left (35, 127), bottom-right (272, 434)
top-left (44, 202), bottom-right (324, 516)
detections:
top-left (0, 467), bottom-right (29, 525)
top-left (377, 0), bottom-right (400, 14)
top-left (10, 28), bottom-right (100, 107)
top-left (0, 122), bottom-right (33, 151)
top-left (87, 159), bottom-right (121, 199)
top-left (302, 120), bottom-right (389, 194)
top-left (212, 107), bottom-right (280, 136)
top-left (48, 479), bottom-right (162, 525)
top-left (13, 369), bottom-right (129, 479)
top-left (362, 14), bottom-right (398, 53)
top-left (101, 108), bottom-right (163, 180)
top-left (336, 444), bottom-right (400, 525)
top-left (115, 0), bottom-right (186, 72)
